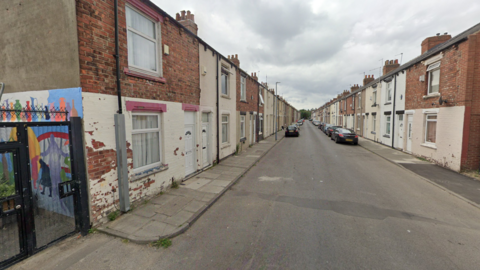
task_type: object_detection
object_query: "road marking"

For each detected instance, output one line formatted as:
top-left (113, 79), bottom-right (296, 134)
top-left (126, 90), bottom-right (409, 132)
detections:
top-left (259, 176), bottom-right (293, 182)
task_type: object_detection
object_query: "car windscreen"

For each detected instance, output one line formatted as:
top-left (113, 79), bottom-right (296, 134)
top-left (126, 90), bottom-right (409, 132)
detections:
top-left (287, 126), bottom-right (297, 130)
top-left (337, 128), bottom-right (354, 134)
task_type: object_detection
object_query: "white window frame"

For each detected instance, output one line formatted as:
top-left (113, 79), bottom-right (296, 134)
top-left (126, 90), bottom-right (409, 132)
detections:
top-left (425, 114), bottom-right (437, 144)
top-left (386, 82), bottom-right (392, 102)
top-left (259, 114), bottom-right (263, 134)
top-left (385, 115), bottom-right (391, 135)
top-left (126, 5), bottom-right (162, 77)
top-left (240, 115), bottom-right (245, 138)
top-left (352, 96), bottom-right (355, 108)
top-left (131, 112), bottom-right (162, 172)
top-left (358, 95), bottom-right (362, 109)
top-left (240, 76), bottom-right (246, 101)
top-left (427, 62), bottom-right (441, 95)
top-left (221, 114), bottom-right (229, 143)
top-left (373, 115), bottom-right (376, 131)
top-left (221, 69), bottom-right (229, 96)
top-left (373, 90), bottom-right (377, 104)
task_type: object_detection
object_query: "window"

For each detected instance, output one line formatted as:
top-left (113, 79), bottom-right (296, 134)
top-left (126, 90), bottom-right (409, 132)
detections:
top-left (427, 62), bottom-right (440, 94)
top-left (425, 114), bottom-right (437, 143)
top-left (373, 90), bottom-right (377, 104)
top-left (222, 115), bottom-right (229, 143)
top-left (240, 115), bottom-right (245, 138)
top-left (352, 96), bottom-right (355, 108)
top-left (386, 116), bottom-right (391, 135)
top-left (240, 76), bottom-right (246, 100)
top-left (358, 95), bottom-right (362, 108)
top-left (357, 115), bottom-right (361, 130)
top-left (259, 114), bottom-right (263, 133)
top-left (221, 71), bottom-right (228, 95)
top-left (373, 115), bottom-right (376, 131)
top-left (386, 82), bottom-right (392, 102)
top-left (132, 113), bottom-right (161, 170)
top-left (126, 6), bottom-right (160, 76)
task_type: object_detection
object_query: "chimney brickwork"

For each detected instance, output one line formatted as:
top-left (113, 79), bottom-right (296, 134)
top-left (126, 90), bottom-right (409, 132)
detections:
top-left (363, 75), bottom-right (375, 86)
top-left (176, 10), bottom-right (198, 35)
top-left (383, 59), bottom-right (400, 75)
top-left (421, 34), bottom-right (452, 54)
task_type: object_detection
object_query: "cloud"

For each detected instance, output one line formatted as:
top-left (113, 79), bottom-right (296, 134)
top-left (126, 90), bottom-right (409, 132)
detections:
top-left (153, 0), bottom-right (480, 110)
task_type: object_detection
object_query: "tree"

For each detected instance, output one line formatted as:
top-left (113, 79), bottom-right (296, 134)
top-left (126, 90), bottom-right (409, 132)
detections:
top-left (300, 109), bottom-right (311, 119)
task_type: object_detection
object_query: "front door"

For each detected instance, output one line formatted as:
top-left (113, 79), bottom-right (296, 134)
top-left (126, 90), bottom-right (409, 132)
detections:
top-left (397, 114), bottom-right (404, 149)
top-left (201, 113), bottom-right (210, 168)
top-left (253, 115), bottom-right (256, 144)
top-left (249, 115), bottom-right (253, 145)
top-left (406, 115), bottom-right (413, 152)
top-left (184, 112), bottom-right (196, 176)
top-left (0, 146), bottom-right (27, 266)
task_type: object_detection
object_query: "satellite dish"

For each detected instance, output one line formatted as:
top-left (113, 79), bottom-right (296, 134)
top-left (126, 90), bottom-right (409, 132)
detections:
top-left (439, 96), bottom-right (447, 105)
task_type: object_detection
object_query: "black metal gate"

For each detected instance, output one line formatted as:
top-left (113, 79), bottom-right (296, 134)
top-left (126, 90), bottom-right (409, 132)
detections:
top-left (0, 117), bottom-right (89, 268)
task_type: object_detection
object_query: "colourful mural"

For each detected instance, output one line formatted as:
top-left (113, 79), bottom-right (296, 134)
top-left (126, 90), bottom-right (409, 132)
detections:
top-left (0, 87), bottom-right (83, 122)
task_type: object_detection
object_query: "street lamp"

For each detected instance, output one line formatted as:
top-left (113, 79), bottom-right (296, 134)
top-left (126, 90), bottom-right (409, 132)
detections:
top-left (275, 82), bottom-right (280, 141)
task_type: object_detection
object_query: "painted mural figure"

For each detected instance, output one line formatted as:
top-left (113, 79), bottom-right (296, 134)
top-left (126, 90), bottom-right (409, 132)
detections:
top-left (41, 134), bottom-right (69, 199)
top-left (38, 159), bottom-right (52, 197)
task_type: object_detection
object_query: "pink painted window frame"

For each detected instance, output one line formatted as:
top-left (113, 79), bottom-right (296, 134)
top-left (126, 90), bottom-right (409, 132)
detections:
top-left (182, 103), bottom-right (199, 112)
top-left (126, 101), bottom-right (167, 112)
top-left (124, 68), bottom-right (166, 84)
top-left (125, 0), bottom-right (163, 22)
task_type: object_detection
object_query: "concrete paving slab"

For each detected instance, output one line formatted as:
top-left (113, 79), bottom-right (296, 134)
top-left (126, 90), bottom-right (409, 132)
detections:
top-left (162, 224), bottom-right (179, 236)
top-left (198, 184), bottom-right (225, 194)
top-left (216, 174), bottom-right (239, 181)
top-left (184, 200), bottom-right (207, 213)
top-left (151, 213), bottom-right (168, 222)
top-left (199, 192), bottom-right (217, 202)
top-left (108, 215), bottom-right (150, 235)
top-left (209, 180), bottom-right (231, 187)
top-left (131, 220), bottom-right (168, 238)
top-left (183, 178), bottom-right (212, 190)
top-left (163, 210), bottom-right (194, 226)
top-left (150, 194), bottom-right (176, 206)
top-left (132, 204), bottom-right (159, 218)
top-left (155, 196), bottom-right (194, 216)
top-left (168, 187), bottom-right (208, 201)
top-left (199, 172), bottom-right (221, 179)
top-left (246, 155), bottom-right (261, 158)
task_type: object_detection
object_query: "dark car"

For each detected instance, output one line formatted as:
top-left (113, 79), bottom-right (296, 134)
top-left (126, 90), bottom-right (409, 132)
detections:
top-left (323, 124), bottom-right (332, 133)
top-left (332, 128), bottom-right (359, 145)
top-left (327, 125), bottom-right (342, 137)
top-left (285, 125), bottom-right (299, 137)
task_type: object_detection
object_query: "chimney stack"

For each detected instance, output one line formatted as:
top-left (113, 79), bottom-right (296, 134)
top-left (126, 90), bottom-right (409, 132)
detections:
top-left (252, 72), bottom-right (258, 81)
top-left (175, 10), bottom-right (198, 35)
top-left (363, 74), bottom-right (375, 86)
top-left (350, 84), bottom-right (360, 92)
top-left (230, 54), bottom-right (240, 67)
top-left (421, 33), bottom-right (451, 54)
top-left (383, 59), bottom-right (400, 75)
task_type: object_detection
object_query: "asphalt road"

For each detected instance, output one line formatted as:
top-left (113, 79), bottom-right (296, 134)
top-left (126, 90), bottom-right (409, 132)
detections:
top-left (12, 122), bottom-right (480, 270)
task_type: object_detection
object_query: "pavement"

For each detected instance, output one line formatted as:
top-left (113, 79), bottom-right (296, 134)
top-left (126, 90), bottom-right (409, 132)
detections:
top-left (358, 137), bottom-right (480, 208)
top-left (97, 132), bottom-right (285, 244)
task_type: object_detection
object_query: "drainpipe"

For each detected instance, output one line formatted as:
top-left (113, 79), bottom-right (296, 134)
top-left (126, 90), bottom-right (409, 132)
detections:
top-left (257, 83), bottom-right (260, 141)
top-left (216, 54), bottom-right (220, 164)
top-left (392, 74), bottom-right (397, 149)
top-left (114, 0), bottom-right (129, 212)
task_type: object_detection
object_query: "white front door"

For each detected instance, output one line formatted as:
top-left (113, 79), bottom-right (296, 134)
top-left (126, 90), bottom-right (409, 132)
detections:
top-left (249, 115), bottom-right (253, 145)
top-left (253, 115), bottom-right (256, 143)
top-left (406, 115), bottom-right (413, 152)
top-left (397, 114), bottom-right (404, 149)
top-left (184, 112), bottom-right (196, 176)
top-left (363, 116), bottom-right (366, 136)
top-left (201, 113), bottom-right (210, 168)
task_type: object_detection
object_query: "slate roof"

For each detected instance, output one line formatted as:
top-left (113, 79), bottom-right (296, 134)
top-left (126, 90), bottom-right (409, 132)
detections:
top-left (337, 22), bottom-right (480, 100)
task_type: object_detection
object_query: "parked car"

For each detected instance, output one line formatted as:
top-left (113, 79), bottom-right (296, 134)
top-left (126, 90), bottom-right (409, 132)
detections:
top-left (327, 125), bottom-right (342, 137)
top-left (318, 122), bottom-right (325, 130)
top-left (312, 120), bottom-right (320, 126)
top-left (323, 124), bottom-right (332, 133)
top-left (285, 125), bottom-right (299, 137)
top-left (297, 120), bottom-right (303, 126)
top-left (332, 128), bottom-right (359, 145)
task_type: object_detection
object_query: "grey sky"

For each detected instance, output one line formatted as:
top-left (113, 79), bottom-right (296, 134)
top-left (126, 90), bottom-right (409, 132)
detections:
top-left (154, 0), bottom-right (480, 110)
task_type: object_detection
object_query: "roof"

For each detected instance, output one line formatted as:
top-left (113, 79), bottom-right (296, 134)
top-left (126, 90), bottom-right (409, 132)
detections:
top-left (331, 22), bottom-right (480, 102)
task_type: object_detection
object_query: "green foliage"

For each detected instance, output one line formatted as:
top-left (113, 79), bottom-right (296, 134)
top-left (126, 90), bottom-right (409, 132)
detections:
top-left (235, 144), bottom-right (240, 155)
top-left (171, 180), bottom-right (179, 189)
top-left (0, 174), bottom-right (15, 198)
top-left (300, 109), bottom-right (311, 120)
top-left (107, 210), bottom-right (120, 221)
top-left (88, 228), bottom-right (98, 234)
top-left (152, 238), bottom-right (172, 249)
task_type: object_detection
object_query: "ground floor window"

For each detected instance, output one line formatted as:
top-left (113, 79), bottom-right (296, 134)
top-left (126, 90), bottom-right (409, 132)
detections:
top-left (373, 115), bottom-right (376, 131)
top-left (222, 115), bottom-right (229, 143)
top-left (386, 116), bottom-right (391, 135)
top-left (240, 115), bottom-right (245, 138)
top-left (259, 114), bottom-right (263, 133)
top-left (425, 114), bottom-right (437, 143)
top-left (132, 113), bottom-right (161, 169)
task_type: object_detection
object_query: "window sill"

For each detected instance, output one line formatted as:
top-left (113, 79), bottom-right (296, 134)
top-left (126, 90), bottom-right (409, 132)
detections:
top-left (423, 92), bottom-right (441, 99)
top-left (240, 100), bottom-right (248, 103)
top-left (383, 134), bottom-right (390, 138)
top-left (221, 95), bottom-right (231, 100)
top-left (131, 163), bottom-right (169, 182)
top-left (221, 143), bottom-right (231, 149)
top-left (384, 102), bottom-right (392, 105)
top-left (123, 68), bottom-right (166, 83)
top-left (421, 143), bottom-right (437, 149)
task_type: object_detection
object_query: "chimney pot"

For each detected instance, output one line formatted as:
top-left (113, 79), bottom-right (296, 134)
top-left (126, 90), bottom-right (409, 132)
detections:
top-left (191, 14), bottom-right (195, 22)
top-left (176, 13), bottom-right (180, 21)
top-left (444, 32), bottom-right (448, 35)
top-left (181, 10), bottom-right (186, 20)
top-left (395, 59), bottom-right (398, 64)
top-left (436, 33), bottom-right (440, 36)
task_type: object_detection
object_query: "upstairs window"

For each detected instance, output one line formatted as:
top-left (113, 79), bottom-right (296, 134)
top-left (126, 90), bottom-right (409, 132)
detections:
top-left (373, 90), bottom-right (377, 104)
top-left (240, 76), bottom-right (246, 101)
top-left (221, 70), bottom-right (229, 96)
top-left (427, 62), bottom-right (440, 94)
top-left (386, 82), bottom-right (392, 102)
top-left (126, 6), bottom-right (161, 76)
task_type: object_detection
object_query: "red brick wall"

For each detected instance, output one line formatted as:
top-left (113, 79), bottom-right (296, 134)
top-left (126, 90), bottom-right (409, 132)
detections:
top-left (76, 0), bottom-right (200, 104)
top-left (236, 72), bottom-right (259, 113)
top-left (405, 33), bottom-right (480, 170)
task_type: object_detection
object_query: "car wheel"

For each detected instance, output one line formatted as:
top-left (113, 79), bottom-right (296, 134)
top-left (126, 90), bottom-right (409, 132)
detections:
top-left (335, 137), bottom-right (339, 144)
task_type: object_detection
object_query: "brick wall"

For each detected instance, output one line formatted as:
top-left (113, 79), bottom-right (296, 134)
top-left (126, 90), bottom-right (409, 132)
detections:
top-left (76, 0), bottom-right (200, 104)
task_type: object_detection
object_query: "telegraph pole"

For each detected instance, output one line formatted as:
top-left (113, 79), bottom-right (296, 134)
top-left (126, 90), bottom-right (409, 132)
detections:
top-left (275, 82), bottom-right (280, 141)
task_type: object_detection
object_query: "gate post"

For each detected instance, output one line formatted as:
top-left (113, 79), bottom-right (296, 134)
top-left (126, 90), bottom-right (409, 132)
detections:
top-left (70, 117), bottom-right (90, 236)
